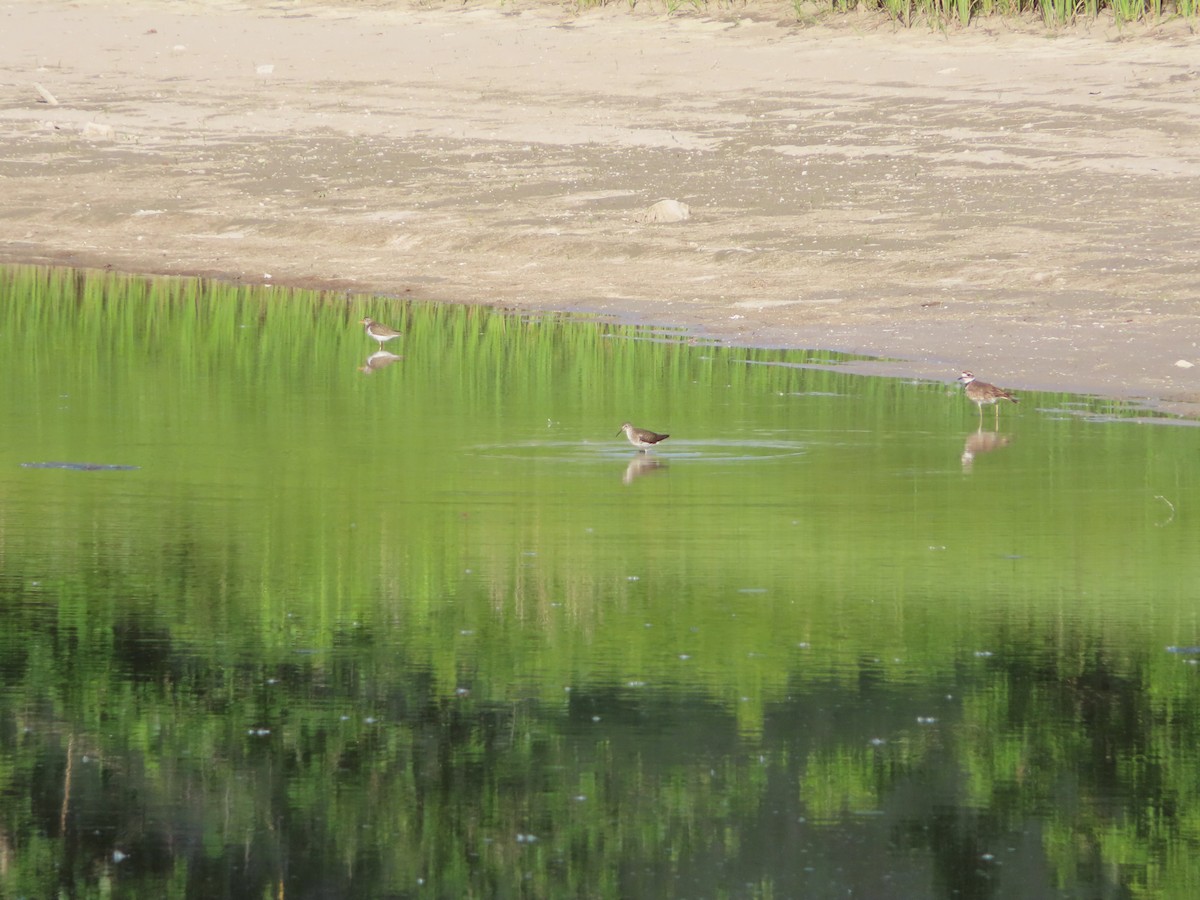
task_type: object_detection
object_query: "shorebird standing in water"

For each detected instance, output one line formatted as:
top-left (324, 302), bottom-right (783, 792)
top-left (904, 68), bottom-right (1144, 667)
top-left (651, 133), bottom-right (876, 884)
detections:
top-left (362, 317), bottom-right (403, 347)
top-left (957, 371), bottom-right (1019, 426)
top-left (616, 422), bottom-right (670, 452)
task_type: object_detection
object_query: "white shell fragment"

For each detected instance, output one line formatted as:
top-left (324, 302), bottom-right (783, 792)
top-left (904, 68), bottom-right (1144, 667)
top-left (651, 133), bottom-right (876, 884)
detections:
top-left (638, 198), bottom-right (690, 224)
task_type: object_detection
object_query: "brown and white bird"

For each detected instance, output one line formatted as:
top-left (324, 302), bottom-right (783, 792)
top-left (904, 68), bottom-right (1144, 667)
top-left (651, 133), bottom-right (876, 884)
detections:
top-left (616, 422), bottom-right (670, 452)
top-left (362, 317), bottom-right (402, 347)
top-left (956, 371), bottom-right (1018, 426)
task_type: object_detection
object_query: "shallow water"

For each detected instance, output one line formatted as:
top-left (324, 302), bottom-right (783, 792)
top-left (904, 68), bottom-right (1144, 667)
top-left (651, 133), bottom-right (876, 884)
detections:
top-left (2, 266), bottom-right (1199, 898)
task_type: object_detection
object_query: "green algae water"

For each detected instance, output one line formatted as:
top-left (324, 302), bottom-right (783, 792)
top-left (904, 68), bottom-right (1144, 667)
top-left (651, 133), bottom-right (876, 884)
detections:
top-left (1, 265), bottom-right (1199, 898)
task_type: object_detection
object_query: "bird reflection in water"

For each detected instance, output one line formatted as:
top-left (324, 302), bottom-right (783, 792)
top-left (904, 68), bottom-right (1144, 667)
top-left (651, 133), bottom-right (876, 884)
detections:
top-left (359, 350), bottom-right (402, 375)
top-left (623, 455), bottom-right (668, 486)
top-left (961, 428), bottom-right (1012, 471)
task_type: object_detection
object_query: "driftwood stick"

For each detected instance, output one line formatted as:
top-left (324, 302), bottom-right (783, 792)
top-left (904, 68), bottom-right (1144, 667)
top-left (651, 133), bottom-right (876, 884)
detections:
top-left (33, 82), bottom-right (59, 105)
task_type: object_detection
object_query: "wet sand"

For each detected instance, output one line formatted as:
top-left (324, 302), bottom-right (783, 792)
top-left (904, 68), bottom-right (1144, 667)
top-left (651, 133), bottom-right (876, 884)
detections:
top-left (2, 0), bottom-right (1198, 412)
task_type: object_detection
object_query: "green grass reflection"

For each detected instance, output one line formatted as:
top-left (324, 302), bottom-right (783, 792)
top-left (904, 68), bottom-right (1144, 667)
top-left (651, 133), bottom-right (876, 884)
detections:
top-left (1, 265), bottom-right (1199, 898)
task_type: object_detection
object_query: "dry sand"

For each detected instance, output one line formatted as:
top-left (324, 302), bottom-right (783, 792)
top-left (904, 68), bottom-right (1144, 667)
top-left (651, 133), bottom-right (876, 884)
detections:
top-left (2, 0), bottom-right (1199, 412)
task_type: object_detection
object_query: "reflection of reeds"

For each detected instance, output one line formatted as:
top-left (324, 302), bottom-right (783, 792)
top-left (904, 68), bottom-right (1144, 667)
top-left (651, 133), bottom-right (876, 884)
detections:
top-left (3, 263), bottom-right (1199, 725)
top-left (6, 266), bottom-right (1200, 900)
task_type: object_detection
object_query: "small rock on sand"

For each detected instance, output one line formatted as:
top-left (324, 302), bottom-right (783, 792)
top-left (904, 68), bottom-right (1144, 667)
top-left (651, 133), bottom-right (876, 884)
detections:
top-left (637, 198), bottom-right (690, 224)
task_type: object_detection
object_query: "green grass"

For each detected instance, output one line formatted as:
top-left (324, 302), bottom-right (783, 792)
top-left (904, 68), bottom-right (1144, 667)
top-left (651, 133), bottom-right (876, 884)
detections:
top-left (567, 0), bottom-right (1188, 22)
top-left (658, 0), bottom-right (1193, 24)
top-left (1039, 0), bottom-right (1072, 25)
top-left (882, 0), bottom-right (913, 24)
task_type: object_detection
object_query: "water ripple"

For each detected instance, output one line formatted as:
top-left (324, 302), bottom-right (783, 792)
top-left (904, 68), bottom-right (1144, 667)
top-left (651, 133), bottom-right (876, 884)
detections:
top-left (468, 439), bottom-right (808, 463)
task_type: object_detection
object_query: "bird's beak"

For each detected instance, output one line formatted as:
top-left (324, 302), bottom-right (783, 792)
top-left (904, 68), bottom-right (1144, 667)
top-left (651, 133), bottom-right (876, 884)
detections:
top-left (615, 429), bottom-right (623, 437)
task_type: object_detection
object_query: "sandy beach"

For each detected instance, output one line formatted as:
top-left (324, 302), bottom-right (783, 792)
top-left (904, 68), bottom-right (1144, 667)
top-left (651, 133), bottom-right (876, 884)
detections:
top-left (2, 0), bottom-right (1198, 412)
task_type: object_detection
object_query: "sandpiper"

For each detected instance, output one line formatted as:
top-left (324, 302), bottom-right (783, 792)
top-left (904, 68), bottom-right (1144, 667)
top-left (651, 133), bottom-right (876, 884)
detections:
top-left (957, 371), bottom-right (1018, 426)
top-left (362, 317), bottom-right (402, 347)
top-left (617, 422), bottom-right (670, 452)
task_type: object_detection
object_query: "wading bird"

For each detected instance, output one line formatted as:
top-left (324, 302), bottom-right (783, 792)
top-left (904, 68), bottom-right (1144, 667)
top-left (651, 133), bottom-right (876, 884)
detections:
top-left (957, 371), bottom-right (1018, 426)
top-left (616, 422), bottom-right (670, 452)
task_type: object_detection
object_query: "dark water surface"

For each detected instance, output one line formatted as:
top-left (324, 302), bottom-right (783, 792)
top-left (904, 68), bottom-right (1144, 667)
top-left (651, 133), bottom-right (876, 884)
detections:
top-left (2, 266), bottom-right (1199, 898)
